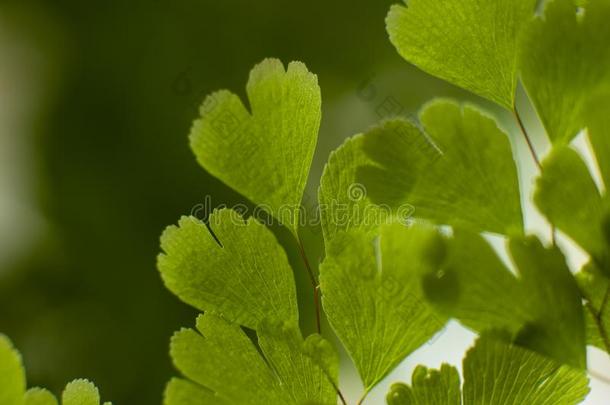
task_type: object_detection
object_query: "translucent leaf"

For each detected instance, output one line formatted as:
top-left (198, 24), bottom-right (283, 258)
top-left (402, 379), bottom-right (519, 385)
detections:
top-left (158, 209), bottom-right (299, 330)
top-left (520, 0), bottom-right (610, 142)
top-left (320, 223), bottom-right (446, 392)
top-left (508, 236), bottom-right (586, 368)
top-left (386, 364), bottom-right (461, 405)
top-left (189, 59), bottom-right (321, 234)
top-left (534, 145), bottom-right (609, 275)
top-left (462, 335), bottom-right (589, 404)
top-left (358, 100), bottom-right (523, 236)
top-left (24, 389), bottom-right (59, 405)
top-left (576, 263), bottom-right (610, 353)
top-left (318, 133), bottom-right (397, 245)
top-left (62, 380), bottom-right (103, 405)
top-left (167, 314), bottom-right (337, 405)
top-left (388, 335), bottom-right (589, 405)
top-left (0, 336), bottom-right (108, 405)
top-left (164, 378), bottom-right (222, 405)
top-left (0, 334), bottom-right (26, 405)
top-left (386, 0), bottom-right (536, 108)
top-left (586, 91), bottom-right (610, 192)
top-left (257, 320), bottom-right (339, 404)
top-left (424, 231), bottom-right (586, 368)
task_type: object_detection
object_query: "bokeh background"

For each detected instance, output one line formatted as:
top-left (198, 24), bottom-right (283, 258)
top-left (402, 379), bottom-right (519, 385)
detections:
top-left (1, 1), bottom-right (609, 404)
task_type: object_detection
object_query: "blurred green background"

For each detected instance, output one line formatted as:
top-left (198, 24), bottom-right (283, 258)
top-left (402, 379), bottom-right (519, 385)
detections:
top-left (0, 1), bottom-right (477, 403)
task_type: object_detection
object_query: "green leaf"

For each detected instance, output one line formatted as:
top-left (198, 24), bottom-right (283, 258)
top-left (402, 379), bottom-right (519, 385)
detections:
top-left (508, 236), bottom-right (586, 368)
top-left (386, 0), bottom-right (536, 108)
top-left (424, 231), bottom-right (586, 368)
top-left (320, 223), bottom-right (446, 392)
top-left (167, 314), bottom-right (337, 405)
top-left (576, 263), bottom-right (610, 353)
top-left (358, 100), bottom-right (523, 236)
top-left (423, 230), bottom-right (527, 337)
top-left (534, 145), bottom-right (609, 275)
top-left (0, 336), bottom-right (108, 405)
top-left (520, 0), bottom-right (610, 142)
top-left (189, 58), bottom-right (321, 234)
top-left (586, 91), bottom-right (610, 191)
top-left (0, 334), bottom-right (26, 405)
top-left (164, 378), bottom-right (221, 405)
top-left (318, 133), bottom-right (396, 245)
top-left (386, 364), bottom-right (461, 405)
top-left (462, 335), bottom-right (589, 404)
top-left (61, 380), bottom-right (109, 405)
top-left (158, 209), bottom-right (299, 330)
top-left (24, 389), bottom-right (58, 405)
top-left (389, 335), bottom-right (589, 405)
top-left (257, 321), bottom-right (339, 404)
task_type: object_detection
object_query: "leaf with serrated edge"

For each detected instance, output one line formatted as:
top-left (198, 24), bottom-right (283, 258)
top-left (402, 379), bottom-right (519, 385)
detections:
top-left (24, 389), bottom-right (59, 405)
top-left (388, 335), bottom-right (589, 405)
top-left (320, 223), bottom-right (446, 393)
top-left (318, 133), bottom-right (399, 245)
top-left (62, 380), bottom-right (103, 405)
top-left (158, 209), bottom-right (299, 330)
top-left (386, 364), bottom-right (461, 405)
top-left (189, 59), bottom-right (321, 234)
top-left (520, 0), bottom-right (610, 142)
top-left (257, 321), bottom-right (339, 405)
top-left (167, 314), bottom-right (337, 405)
top-left (534, 145), bottom-right (609, 275)
top-left (358, 100), bottom-right (523, 236)
top-left (424, 231), bottom-right (586, 368)
top-left (387, 0), bottom-right (536, 108)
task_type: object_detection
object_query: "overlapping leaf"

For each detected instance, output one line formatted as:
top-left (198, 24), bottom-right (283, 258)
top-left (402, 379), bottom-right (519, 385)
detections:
top-left (576, 263), bottom-right (610, 353)
top-left (520, 0), bottom-right (610, 142)
top-left (357, 100), bottom-right (523, 236)
top-left (166, 314), bottom-right (337, 405)
top-left (320, 223), bottom-right (446, 393)
top-left (189, 58), bottom-right (321, 233)
top-left (386, 0), bottom-right (536, 108)
top-left (158, 209), bottom-right (299, 330)
top-left (387, 364), bottom-right (460, 405)
top-left (423, 231), bottom-right (586, 368)
top-left (0, 335), bottom-right (110, 405)
top-left (387, 335), bottom-right (589, 405)
top-left (534, 145), bottom-right (610, 276)
top-left (318, 124), bottom-right (424, 244)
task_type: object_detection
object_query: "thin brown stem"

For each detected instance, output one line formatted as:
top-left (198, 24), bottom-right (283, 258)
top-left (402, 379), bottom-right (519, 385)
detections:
top-left (513, 108), bottom-right (541, 169)
top-left (512, 105), bottom-right (556, 245)
top-left (297, 237), bottom-right (321, 334)
top-left (580, 284), bottom-right (610, 356)
top-left (297, 236), bottom-right (318, 288)
top-left (296, 239), bottom-right (343, 401)
top-left (334, 383), bottom-right (348, 405)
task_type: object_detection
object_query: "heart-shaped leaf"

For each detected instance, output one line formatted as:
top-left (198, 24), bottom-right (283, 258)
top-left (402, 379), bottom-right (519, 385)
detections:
top-left (190, 59), bottom-right (321, 234)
